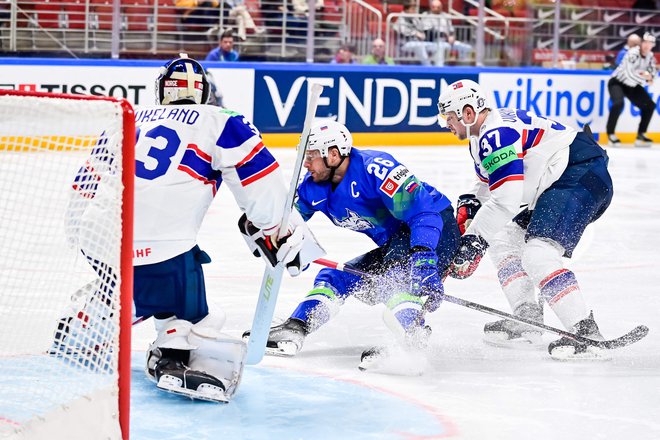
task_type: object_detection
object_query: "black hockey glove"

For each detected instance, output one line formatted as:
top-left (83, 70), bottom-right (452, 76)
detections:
top-left (448, 234), bottom-right (488, 279)
top-left (456, 194), bottom-right (481, 235)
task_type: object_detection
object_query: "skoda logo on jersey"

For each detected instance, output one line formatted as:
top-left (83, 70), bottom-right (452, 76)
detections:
top-left (331, 209), bottom-right (374, 232)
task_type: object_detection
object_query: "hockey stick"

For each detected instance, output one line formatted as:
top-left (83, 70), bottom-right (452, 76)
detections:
top-left (245, 83), bottom-right (324, 365)
top-left (313, 258), bottom-right (649, 350)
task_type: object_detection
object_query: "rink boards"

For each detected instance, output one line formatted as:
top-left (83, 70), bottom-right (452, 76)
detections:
top-left (0, 59), bottom-right (659, 147)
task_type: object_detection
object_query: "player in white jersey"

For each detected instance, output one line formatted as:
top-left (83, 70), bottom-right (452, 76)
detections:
top-left (606, 32), bottom-right (656, 147)
top-left (437, 79), bottom-right (614, 360)
top-left (58, 54), bottom-right (318, 402)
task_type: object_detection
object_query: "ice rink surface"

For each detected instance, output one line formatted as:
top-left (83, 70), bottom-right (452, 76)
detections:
top-left (131, 145), bottom-right (660, 440)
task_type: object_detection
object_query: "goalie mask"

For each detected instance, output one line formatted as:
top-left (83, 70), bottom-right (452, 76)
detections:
top-left (437, 79), bottom-right (489, 131)
top-left (156, 54), bottom-right (210, 105)
top-left (307, 120), bottom-right (353, 158)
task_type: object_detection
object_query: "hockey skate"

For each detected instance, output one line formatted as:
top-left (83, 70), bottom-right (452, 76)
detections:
top-left (634, 133), bottom-right (653, 148)
top-left (483, 303), bottom-right (544, 347)
top-left (607, 134), bottom-right (622, 147)
top-left (151, 349), bottom-right (229, 403)
top-left (548, 312), bottom-right (608, 360)
top-left (358, 325), bottom-right (431, 376)
top-left (242, 318), bottom-right (308, 357)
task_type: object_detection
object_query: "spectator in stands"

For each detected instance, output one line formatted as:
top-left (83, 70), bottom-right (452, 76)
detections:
top-left (291, 0), bottom-right (324, 17)
top-left (224, 0), bottom-right (264, 40)
top-left (615, 33), bottom-right (641, 67)
top-left (606, 32), bottom-right (656, 148)
top-left (362, 38), bottom-right (395, 65)
top-left (395, 0), bottom-right (436, 66)
top-left (395, 0), bottom-right (471, 66)
top-left (331, 44), bottom-right (358, 64)
top-left (423, 0), bottom-right (472, 66)
top-left (176, 0), bottom-right (219, 30)
top-left (205, 29), bottom-right (240, 61)
top-left (0, 1), bottom-right (9, 27)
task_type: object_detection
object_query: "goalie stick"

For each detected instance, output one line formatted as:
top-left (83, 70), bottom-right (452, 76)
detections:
top-left (313, 258), bottom-right (649, 351)
top-left (245, 83), bottom-right (324, 365)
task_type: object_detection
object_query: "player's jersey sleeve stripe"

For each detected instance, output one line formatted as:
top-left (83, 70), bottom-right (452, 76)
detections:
top-left (187, 143), bottom-right (212, 162)
top-left (531, 129), bottom-right (545, 147)
top-left (178, 145), bottom-right (223, 194)
top-left (520, 128), bottom-right (545, 152)
top-left (240, 160), bottom-right (279, 186)
top-left (179, 145), bottom-right (213, 176)
top-left (489, 174), bottom-right (523, 191)
top-left (177, 164), bottom-right (223, 195)
top-left (236, 141), bottom-right (265, 168)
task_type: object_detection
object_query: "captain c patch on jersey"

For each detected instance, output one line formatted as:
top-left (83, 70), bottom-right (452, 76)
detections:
top-left (379, 165), bottom-right (411, 197)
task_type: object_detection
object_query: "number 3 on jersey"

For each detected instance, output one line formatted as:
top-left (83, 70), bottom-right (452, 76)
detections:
top-left (135, 125), bottom-right (181, 180)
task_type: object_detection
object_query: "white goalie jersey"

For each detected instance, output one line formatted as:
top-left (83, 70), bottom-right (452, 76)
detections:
top-left (68, 104), bottom-right (288, 266)
top-left (465, 108), bottom-right (578, 243)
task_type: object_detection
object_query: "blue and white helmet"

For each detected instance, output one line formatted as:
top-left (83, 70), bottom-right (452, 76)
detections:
top-left (307, 120), bottom-right (353, 158)
top-left (156, 53), bottom-right (210, 105)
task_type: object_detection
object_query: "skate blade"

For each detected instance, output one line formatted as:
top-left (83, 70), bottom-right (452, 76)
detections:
top-left (483, 331), bottom-right (544, 349)
top-left (549, 346), bottom-right (612, 361)
top-left (264, 341), bottom-right (299, 357)
top-left (358, 347), bottom-right (427, 376)
top-left (157, 375), bottom-right (229, 403)
top-left (242, 336), bottom-right (299, 357)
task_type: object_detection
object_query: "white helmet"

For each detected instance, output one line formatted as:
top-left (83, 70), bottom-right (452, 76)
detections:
top-left (156, 53), bottom-right (210, 105)
top-left (437, 79), bottom-right (489, 128)
top-left (307, 120), bottom-right (352, 158)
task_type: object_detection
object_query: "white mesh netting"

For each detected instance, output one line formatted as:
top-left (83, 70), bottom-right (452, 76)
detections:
top-left (0, 93), bottom-right (129, 439)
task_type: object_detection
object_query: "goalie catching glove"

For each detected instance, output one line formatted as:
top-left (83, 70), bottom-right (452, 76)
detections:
top-left (238, 209), bottom-right (325, 276)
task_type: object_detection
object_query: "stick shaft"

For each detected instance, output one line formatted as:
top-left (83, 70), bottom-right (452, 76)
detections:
top-left (246, 83), bottom-right (324, 365)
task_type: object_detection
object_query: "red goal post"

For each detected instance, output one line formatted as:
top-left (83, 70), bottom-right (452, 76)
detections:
top-left (0, 90), bottom-right (134, 440)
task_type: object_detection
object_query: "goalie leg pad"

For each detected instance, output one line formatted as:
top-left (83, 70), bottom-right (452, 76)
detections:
top-left (146, 317), bottom-right (196, 380)
top-left (188, 331), bottom-right (247, 401)
top-left (50, 279), bottom-right (114, 358)
top-left (146, 314), bottom-right (244, 402)
top-left (154, 348), bottom-right (229, 403)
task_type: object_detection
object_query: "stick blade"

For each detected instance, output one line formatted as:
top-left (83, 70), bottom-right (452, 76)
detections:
top-left (598, 325), bottom-right (649, 350)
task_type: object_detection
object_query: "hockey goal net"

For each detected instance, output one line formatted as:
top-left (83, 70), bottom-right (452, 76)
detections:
top-left (0, 90), bottom-right (134, 440)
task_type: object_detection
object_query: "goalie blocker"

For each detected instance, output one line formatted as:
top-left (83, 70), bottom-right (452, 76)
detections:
top-left (238, 209), bottom-right (325, 276)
